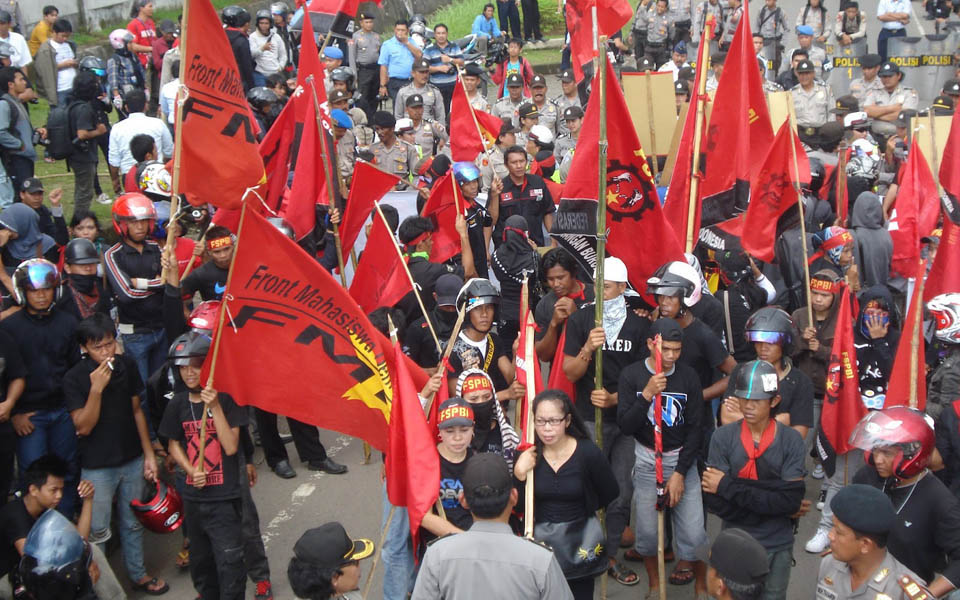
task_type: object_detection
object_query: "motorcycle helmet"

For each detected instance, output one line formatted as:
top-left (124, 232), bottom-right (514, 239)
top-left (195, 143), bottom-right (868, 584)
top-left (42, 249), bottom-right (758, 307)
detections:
top-left (452, 161), bottom-right (481, 185)
top-left (927, 293), bottom-right (960, 345)
top-left (745, 307), bottom-right (795, 346)
top-left (137, 161), bottom-right (172, 202)
top-left (177, 203), bottom-right (211, 233)
top-left (849, 407), bottom-right (935, 480)
top-left (12, 259), bottom-right (61, 307)
top-left (646, 261), bottom-right (699, 307)
top-left (255, 8), bottom-right (272, 24)
top-left (807, 156), bottom-right (824, 194)
top-left (267, 216), bottom-right (296, 240)
top-left (63, 239), bottom-right (100, 266)
top-left (18, 510), bottom-right (91, 600)
top-left (169, 331), bottom-right (212, 367)
top-left (130, 479), bottom-right (183, 534)
top-left (456, 278), bottom-right (500, 312)
top-left (109, 28), bottom-right (134, 50)
top-left (112, 193), bottom-right (158, 237)
top-left (270, 2), bottom-right (290, 16)
top-left (151, 200), bottom-right (171, 241)
top-left (188, 300), bottom-right (222, 333)
top-left (331, 66), bottom-right (356, 86)
top-left (731, 359), bottom-right (779, 400)
top-left (247, 86), bottom-right (278, 111)
top-left (221, 5), bottom-right (250, 27)
top-left (78, 55), bottom-right (106, 78)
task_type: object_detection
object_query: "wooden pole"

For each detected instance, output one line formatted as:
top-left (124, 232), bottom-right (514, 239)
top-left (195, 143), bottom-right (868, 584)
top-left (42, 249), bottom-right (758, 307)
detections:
top-left (361, 505), bottom-right (394, 600)
top-left (161, 0), bottom-right (191, 283)
top-left (644, 71), bottom-right (660, 181)
top-left (180, 223), bottom-right (215, 282)
top-left (908, 260), bottom-right (927, 408)
top-left (422, 306), bottom-right (467, 418)
top-left (836, 141), bottom-right (848, 226)
top-left (786, 103), bottom-right (815, 327)
top-left (654, 336), bottom-right (666, 600)
top-left (515, 278), bottom-right (531, 426)
top-left (684, 17), bottom-right (714, 253)
top-left (929, 112), bottom-right (943, 196)
top-left (519, 278), bottom-right (537, 538)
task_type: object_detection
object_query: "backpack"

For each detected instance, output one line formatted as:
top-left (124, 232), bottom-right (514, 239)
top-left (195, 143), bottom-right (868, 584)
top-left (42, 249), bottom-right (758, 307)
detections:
top-left (45, 101), bottom-right (84, 160)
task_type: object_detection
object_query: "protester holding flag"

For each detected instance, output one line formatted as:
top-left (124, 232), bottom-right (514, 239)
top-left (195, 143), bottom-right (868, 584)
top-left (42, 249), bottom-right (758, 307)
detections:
top-left (514, 389), bottom-right (620, 600)
top-left (455, 369), bottom-right (520, 468)
top-left (405, 273), bottom-right (464, 369)
top-left (492, 215), bottom-right (541, 351)
top-left (618, 318), bottom-right (708, 594)
top-left (534, 248), bottom-right (593, 361)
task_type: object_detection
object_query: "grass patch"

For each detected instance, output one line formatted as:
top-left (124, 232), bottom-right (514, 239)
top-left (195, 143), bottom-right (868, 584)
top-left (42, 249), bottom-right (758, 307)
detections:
top-left (524, 47), bottom-right (563, 66)
top-left (432, 0), bottom-right (566, 39)
top-left (72, 0), bottom-right (238, 48)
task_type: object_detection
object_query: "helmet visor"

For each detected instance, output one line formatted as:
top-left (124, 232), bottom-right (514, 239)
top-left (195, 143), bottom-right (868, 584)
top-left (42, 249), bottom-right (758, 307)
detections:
top-left (172, 355), bottom-right (207, 368)
top-left (746, 330), bottom-right (788, 345)
top-left (847, 411), bottom-right (910, 451)
top-left (21, 262), bottom-right (59, 291)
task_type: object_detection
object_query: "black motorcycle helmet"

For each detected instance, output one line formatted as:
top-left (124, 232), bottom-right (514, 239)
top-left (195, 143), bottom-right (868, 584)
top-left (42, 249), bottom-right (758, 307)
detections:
top-left (645, 263), bottom-right (695, 300)
top-left (78, 55), bottom-right (106, 78)
top-left (64, 239), bottom-right (100, 265)
top-left (169, 331), bottom-right (212, 368)
top-left (331, 66), bottom-right (356, 87)
top-left (247, 86), bottom-right (278, 111)
top-left (18, 509), bottom-right (92, 600)
top-left (807, 156), bottom-right (824, 194)
top-left (221, 5), bottom-right (250, 27)
top-left (456, 278), bottom-right (500, 313)
top-left (744, 306), bottom-right (797, 349)
top-left (255, 8), bottom-right (272, 24)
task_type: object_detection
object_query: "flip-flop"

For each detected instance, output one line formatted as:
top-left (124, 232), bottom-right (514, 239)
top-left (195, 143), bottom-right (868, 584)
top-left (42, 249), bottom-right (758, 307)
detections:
top-left (175, 549), bottom-right (190, 569)
top-left (668, 567), bottom-right (695, 586)
top-left (607, 561), bottom-right (640, 586)
top-left (132, 577), bottom-right (169, 595)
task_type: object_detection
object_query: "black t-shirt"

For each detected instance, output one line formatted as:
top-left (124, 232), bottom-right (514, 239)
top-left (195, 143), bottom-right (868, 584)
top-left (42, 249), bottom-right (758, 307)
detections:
top-left (650, 317), bottom-right (730, 390)
top-left (0, 329), bottom-right (26, 403)
top-left (0, 498), bottom-right (34, 577)
top-left (181, 261), bottom-right (229, 302)
top-left (396, 256), bottom-right (463, 328)
top-left (495, 175), bottom-right (555, 247)
top-left (563, 303), bottom-right (649, 423)
top-left (158, 392), bottom-right (247, 502)
top-left (471, 423), bottom-right (503, 456)
top-left (448, 331), bottom-right (509, 391)
top-left (69, 101), bottom-right (100, 164)
top-left (63, 354), bottom-right (145, 470)
top-left (420, 449), bottom-right (474, 549)
top-left (724, 360), bottom-right (814, 428)
top-left (464, 201), bottom-right (492, 278)
top-left (690, 293), bottom-right (725, 339)
top-left (404, 308), bottom-right (460, 369)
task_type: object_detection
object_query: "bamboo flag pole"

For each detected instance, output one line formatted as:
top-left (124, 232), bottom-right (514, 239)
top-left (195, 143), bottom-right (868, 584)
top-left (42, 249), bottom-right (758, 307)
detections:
top-left (515, 277), bottom-right (531, 426)
top-left (908, 259), bottom-right (928, 409)
top-left (422, 306), bottom-right (467, 418)
top-left (522, 292), bottom-right (537, 539)
top-left (684, 17), bottom-right (714, 253)
top-left (929, 112), bottom-right (943, 196)
top-left (653, 335), bottom-right (666, 600)
top-left (644, 71), bottom-right (660, 181)
top-left (836, 141), bottom-right (848, 226)
top-left (785, 103), bottom-right (815, 327)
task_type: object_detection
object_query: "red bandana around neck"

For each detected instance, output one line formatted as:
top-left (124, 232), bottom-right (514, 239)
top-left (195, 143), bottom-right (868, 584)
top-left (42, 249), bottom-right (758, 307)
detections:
top-left (738, 419), bottom-right (777, 480)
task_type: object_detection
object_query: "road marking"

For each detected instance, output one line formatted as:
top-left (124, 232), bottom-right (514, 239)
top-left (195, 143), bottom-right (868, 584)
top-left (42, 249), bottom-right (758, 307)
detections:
top-left (260, 434), bottom-right (353, 548)
top-left (911, 2), bottom-right (926, 36)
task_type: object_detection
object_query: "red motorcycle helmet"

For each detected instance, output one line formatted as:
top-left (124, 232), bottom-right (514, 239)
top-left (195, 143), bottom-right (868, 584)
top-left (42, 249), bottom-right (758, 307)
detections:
top-left (112, 193), bottom-right (158, 238)
top-left (188, 300), bottom-right (221, 333)
top-left (130, 480), bottom-right (183, 534)
top-left (848, 406), bottom-right (935, 480)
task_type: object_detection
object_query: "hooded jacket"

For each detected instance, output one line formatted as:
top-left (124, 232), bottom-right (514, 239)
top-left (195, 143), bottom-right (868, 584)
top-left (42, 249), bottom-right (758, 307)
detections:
top-left (850, 191), bottom-right (892, 289)
top-left (790, 269), bottom-right (842, 396)
top-left (854, 285), bottom-right (900, 407)
top-left (225, 28), bottom-right (255, 92)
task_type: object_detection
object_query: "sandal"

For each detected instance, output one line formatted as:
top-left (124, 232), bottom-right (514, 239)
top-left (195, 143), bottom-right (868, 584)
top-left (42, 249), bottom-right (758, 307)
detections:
top-left (607, 561), bottom-right (640, 586)
top-left (175, 549), bottom-right (190, 569)
top-left (132, 576), bottom-right (169, 595)
top-left (668, 566), bottom-right (695, 586)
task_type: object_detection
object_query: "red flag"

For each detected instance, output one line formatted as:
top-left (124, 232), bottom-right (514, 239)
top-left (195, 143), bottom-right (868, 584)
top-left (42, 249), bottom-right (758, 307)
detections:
top-left (425, 367), bottom-right (450, 445)
top-left (281, 94), bottom-right (325, 240)
top-left (178, 0), bottom-right (265, 209)
top-left (340, 162), bottom-right (402, 256)
top-left (925, 219), bottom-right (960, 301)
top-left (886, 261), bottom-right (927, 411)
top-left (449, 79), bottom-right (502, 161)
top-left (348, 213), bottom-right (413, 313)
top-left (514, 308), bottom-right (541, 438)
top-left (547, 325), bottom-right (577, 402)
top-left (565, 0), bottom-right (632, 82)
top-left (386, 340), bottom-right (440, 553)
top-left (421, 173), bottom-right (464, 263)
top-left (701, 3), bottom-right (775, 223)
top-left (889, 143), bottom-right (940, 278)
top-left (297, 5), bottom-right (325, 90)
top-left (563, 59), bottom-right (684, 302)
top-left (259, 96), bottom-right (300, 212)
top-left (815, 285), bottom-right (863, 477)
top-left (203, 208), bottom-right (428, 452)
top-left (741, 121), bottom-right (810, 262)
top-left (939, 105), bottom-right (960, 224)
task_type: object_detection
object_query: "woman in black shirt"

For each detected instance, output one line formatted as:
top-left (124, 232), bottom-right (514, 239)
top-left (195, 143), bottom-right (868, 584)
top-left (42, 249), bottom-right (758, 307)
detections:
top-left (514, 390), bottom-right (619, 600)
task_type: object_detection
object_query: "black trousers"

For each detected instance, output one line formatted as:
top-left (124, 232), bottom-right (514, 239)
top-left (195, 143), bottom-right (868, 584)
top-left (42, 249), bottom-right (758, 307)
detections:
top-left (498, 0), bottom-right (522, 39)
top-left (255, 408), bottom-right (327, 467)
top-left (0, 422), bottom-right (15, 506)
top-left (522, 0), bottom-right (542, 40)
top-left (356, 65), bottom-right (380, 121)
top-left (6, 154), bottom-right (33, 197)
top-left (436, 82), bottom-right (455, 124)
top-left (185, 498), bottom-right (246, 600)
top-left (239, 459), bottom-right (270, 583)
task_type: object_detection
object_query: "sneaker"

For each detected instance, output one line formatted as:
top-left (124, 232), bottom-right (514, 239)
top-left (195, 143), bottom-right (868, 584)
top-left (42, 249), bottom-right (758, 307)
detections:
top-left (96, 193), bottom-right (113, 205)
top-left (811, 464), bottom-right (824, 479)
top-left (804, 529), bottom-right (830, 553)
top-left (816, 488), bottom-right (827, 511)
top-left (255, 581), bottom-right (273, 600)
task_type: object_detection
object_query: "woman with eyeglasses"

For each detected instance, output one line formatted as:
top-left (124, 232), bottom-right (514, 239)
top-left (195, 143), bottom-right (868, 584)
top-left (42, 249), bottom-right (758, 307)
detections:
top-left (514, 389), bottom-right (619, 600)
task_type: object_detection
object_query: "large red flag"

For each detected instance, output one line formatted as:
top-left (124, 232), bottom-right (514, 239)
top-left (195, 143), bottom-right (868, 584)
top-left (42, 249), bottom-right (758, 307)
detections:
top-left (386, 340), bottom-right (440, 553)
top-left (889, 143), bottom-right (940, 278)
top-left (449, 79), bottom-right (502, 161)
top-left (701, 1), bottom-right (775, 222)
top-left (348, 212), bottom-right (413, 313)
top-left (259, 96), bottom-right (300, 212)
top-left (886, 260), bottom-right (927, 411)
top-left (924, 219), bottom-right (960, 301)
top-left (815, 285), bottom-right (863, 477)
top-left (340, 162), bottom-right (402, 256)
top-left (203, 208), bottom-right (428, 452)
top-left (281, 93), bottom-right (324, 240)
top-left (741, 121), bottom-right (809, 262)
top-left (562, 59), bottom-right (684, 302)
top-left (939, 105), bottom-right (960, 224)
top-left (565, 0), bottom-right (633, 82)
top-left (421, 173), bottom-right (464, 263)
top-left (178, 0), bottom-right (265, 209)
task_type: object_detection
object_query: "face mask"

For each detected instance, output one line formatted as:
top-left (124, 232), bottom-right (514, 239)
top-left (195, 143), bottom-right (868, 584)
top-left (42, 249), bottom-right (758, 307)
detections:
top-left (68, 273), bottom-right (99, 295)
top-left (437, 309), bottom-right (458, 325)
top-left (471, 399), bottom-right (495, 430)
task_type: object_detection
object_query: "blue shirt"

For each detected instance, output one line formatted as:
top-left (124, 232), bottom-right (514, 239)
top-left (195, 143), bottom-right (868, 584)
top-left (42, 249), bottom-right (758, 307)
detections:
top-left (471, 14), bottom-right (499, 38)
top-left (423, 42), bottom-right (463, 86)
top-left (378, 37), bottom-right (416, 79)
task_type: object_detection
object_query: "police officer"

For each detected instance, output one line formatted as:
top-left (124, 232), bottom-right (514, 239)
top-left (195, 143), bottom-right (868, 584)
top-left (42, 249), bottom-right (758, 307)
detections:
top-left (631, 0), bottom-right (654, 61)
top-left (848, 53), bottom-right (883, 107)
top-left (668, 0), bottom-right (694, 44)
top-left (863, 61), bottom-right (919, 138)
top-left (411, 453), bottom-right (573, 600)
top-left (830, 94), bottom-right (860, 123)
top-left (394, 59), bottom-right (445, 121)
top-left (493, 73), bottom-right (528, 127)
top-left (792, 59), bottom-right (834, 146)
top-left (554, 105), bottom-right (582, 182)
top-left (370, 111), bottom-right (419, 189)
top-left (528, 75), bottom-right (558, 135)
top-left (405, 93), bottom-right (448, 157)
top-left (462, 64), bottom-right (490, 112)
top-left (480, 121), bottom-right (517, 191)
top-left (645, 0), bottom-right (674, 67)
top-left (817, 484), bottom-right (926, 600)
top-left (552, 70), bottom-right (582, 136)
top-left (350, 12), bottom-right (381, 120)
top-left (331, 108), bottom-right (356, 184)
top-left (329, 88), bottom-right (352, 112)
top-left (515, 102), bottom-right (539, 148)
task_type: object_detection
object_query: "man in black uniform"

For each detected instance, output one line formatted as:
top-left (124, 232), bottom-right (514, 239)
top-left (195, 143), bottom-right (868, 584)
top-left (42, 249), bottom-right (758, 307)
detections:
top-left (181, 226), bottom-right (233, 302)
top-left (489, 146), bottom-right (554, 247)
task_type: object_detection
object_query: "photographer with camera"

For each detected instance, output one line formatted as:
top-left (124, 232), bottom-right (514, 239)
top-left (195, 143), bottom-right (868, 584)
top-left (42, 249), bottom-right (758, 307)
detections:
top-left (65, 71), bottom-right (107, 215)
top-left (0, 66), bottom-right (42, 194)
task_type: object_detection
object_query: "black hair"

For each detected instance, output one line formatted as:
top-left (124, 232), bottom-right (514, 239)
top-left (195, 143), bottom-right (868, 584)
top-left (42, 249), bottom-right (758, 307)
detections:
top-left (23, 455), bottom-right (68, 494)
top-left (76, 313), bottom-right (116, 346)
top-left (508, 37), bottom-right (523, 47)
top-left (377, 204), bottom-right (399, 234)
top-left (266, 72), bottom-right (286, 89)
top-left (72, 71), bottom-right (101, 102)
top-left (129, 133), bottom-right (156, 162)
top-left (723, 578), bottom-right (765, 600)
top-left (395, 20), bottom-right (408, 27)
top-left (503, 145), bottom-right (527, 164)
top-left (465, 477), bottom-right (512, 519)
top-left (397, 215), bottom-right (434, 245)
top-left (367, 307), bottom-right (405, 337)
top-left (70, 209), bottom-right (99, 230)
top-left (484, 2), bottom-right (495, 10)
top-left (130, 0), bottom-right (149, 19)
top-left (52, 18), bottom-right (72, 33)
top-left (792, 49), bottom-right (809, 60)
top-left (43, 5), bottom-right (60, 16)
top-left (288, 557), bottom-right (338, 599)
top-left (852, 528), bottom-right (888, 549)
top-left (434, 23), bottom-right (448, 32)
top-left (0, 66), bottom-right (19, 94)
top-left (531, 390), bottom-right (590, 450)
top-left (206, 225), bottom-right (233, 242)
top-left (170, 59), bottom-right (181, 77)
top-left (124, 89), bottom-right (147, 113)
top-left (540, 247), bottom-right (579, 281)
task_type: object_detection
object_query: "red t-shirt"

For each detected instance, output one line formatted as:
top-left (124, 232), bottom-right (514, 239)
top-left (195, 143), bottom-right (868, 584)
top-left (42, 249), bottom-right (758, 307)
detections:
top-left (127, 18), bottom-right (156, 67)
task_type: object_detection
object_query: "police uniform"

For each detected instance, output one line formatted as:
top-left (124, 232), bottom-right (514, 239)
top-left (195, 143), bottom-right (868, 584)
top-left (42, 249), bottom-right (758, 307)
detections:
top-left (784, 44), bottom-right (827, 75)
top-left (468, 92), bottom-right (490, 113)
top-left (863, 85), bottom-right (919, 114)
top-left (848, 76), bottom-right (884, 106)
top-left (350, 19), bottom-right (381, 119)
top-left (632, 0), bottom-right (653, 58)
top-left (371, 139), bottom-right (419, 188)
top-left (817, 553), bottom-right (923, 600)
top-left (792, 77), bottom-right (834, 139)
top-left (337, 128), bottom-right (357, 181)
top-left (394, 82), bottom-right (445, 121)
top-left (557, 147), bottom-right (575, 182)
top-left (553, 94), bottom-right (581, 136)
top-left (413, 119), bottom-right (448, 157)
top-left (720, 5), bottom-right (743, 48)
top-left (493, 96), bottom-right (525, 128)
top-left (554, 133), bottom-right (576, 166)
top-left (668, 0), bottom-right (694, 43)
top-left (479, 146), bottom-right (508, 192)
top-left (645, 11), bottom-right (674, 66)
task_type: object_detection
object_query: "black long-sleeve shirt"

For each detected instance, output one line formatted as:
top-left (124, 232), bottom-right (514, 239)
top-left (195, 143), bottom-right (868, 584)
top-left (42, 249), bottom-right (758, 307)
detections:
top-left (0, 308), bottom-right (80, 414)
top-left (618, 359), bottom-right (703, 476)
top-left (103, 240), bottom-right (164, 331)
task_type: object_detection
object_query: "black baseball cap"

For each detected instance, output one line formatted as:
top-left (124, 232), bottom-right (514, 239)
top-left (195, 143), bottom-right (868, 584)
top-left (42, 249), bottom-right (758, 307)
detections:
top-left (830, 484), bottom-right (896, 535)
top-left (830, 94), bottom-right (859, 114)
top-left (696, 529), bottom-right (770, 586)
top-left (518, 103), bottom-right (539, 119)
top-left (158, 19), bottom-right (177, 34)
top-left (373, 110), bottom-right (396, 129)
top-left (506, 73), bottom-right (523, 87)
top-left (637, 56), bottom-right (655, 72)
top-left (293, 522), bottom-right (374, 568)
top-left (435, 273), bottom-right (464, 307)
top-left (463, 453), bottom-right (513, 504)
top-left (674, 80), bottom-right (688, 95)
top-left (795, 60), bottom-right (816, 73)
top-left (20, 177), bottom-right (43, 194)
top-left (405, 93), bottom-right (424, 107)
top-left (358, 11), bottom-right (375, 20)
top-left (437, 397), bottom-right (474, 429)
top-left (559, 69), bottom-right (575, 82)
top-left (648, 318), bottom-right (683, 342)
top-left (859, 53), bottom-right (882, 69)
top-left (562, 105), bottom-right (584, 120)
top-left (894, 109), bottom-right (916, 128)
top-left (498, 119), bottom-right (519, 137)
top-left (878, 61), bottom-right (901, 77)
top-left (531, 74), bottom-right (547, 88)
top-left (329, 89), bottom-right (351, 103)
top-left (943, 79), bottom-right (960, 96)
top-left (933, 95), bottom-right (955, 115)
top-left (413, 58), bottom-right (430, 72)
top-left (464, 63), bottom-right (484, 77)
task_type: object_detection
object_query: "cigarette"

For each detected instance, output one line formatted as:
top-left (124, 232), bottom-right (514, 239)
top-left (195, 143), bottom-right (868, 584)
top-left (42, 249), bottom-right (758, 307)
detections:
top-left (106, 359), bottom-right (114, 371)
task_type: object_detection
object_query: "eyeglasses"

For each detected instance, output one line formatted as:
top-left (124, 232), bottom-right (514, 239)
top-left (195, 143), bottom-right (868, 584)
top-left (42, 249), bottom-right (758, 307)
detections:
top-left (534, 417), bottom-right (566, 428)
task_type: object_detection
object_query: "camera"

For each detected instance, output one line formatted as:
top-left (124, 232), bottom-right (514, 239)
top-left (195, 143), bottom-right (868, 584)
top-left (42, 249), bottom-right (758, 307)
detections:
top-left (32, 129), bottom-right (49, 147)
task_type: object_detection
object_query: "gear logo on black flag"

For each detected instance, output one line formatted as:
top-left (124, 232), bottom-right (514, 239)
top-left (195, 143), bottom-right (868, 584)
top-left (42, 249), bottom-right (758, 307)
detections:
top-left (605, 160), bottom-right (657, 222)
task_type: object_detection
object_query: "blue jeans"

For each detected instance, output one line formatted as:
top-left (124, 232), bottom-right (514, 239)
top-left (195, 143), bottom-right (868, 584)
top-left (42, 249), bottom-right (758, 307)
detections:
top-left (764, 548), bottom-right (793, 600)
top-left (56, 90), bottom-right (71, 106)
top-left (381, 486), bottom-right (413, 600)
top-left (16, 408), bottom-right (78, 517)
top-left (121, 329), bottom-right (168, 438)
top-left (252, 72), bottom-right (267, 87)
top-left (83, 456), bottom-right (148, 582)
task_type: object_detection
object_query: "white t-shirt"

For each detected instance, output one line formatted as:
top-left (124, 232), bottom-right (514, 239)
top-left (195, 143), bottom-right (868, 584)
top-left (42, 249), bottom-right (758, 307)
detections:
top-left (0, 31), bottom-right (29, 68)
top-left (50, 39), bottom-right (76, 93)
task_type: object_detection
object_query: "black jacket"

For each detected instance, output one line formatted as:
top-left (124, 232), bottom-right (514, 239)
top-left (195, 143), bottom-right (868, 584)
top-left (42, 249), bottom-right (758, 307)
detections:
top-left (0, 308), bottom-right (80, 414)
top-left (226, 29), bottom-right (255, 92)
